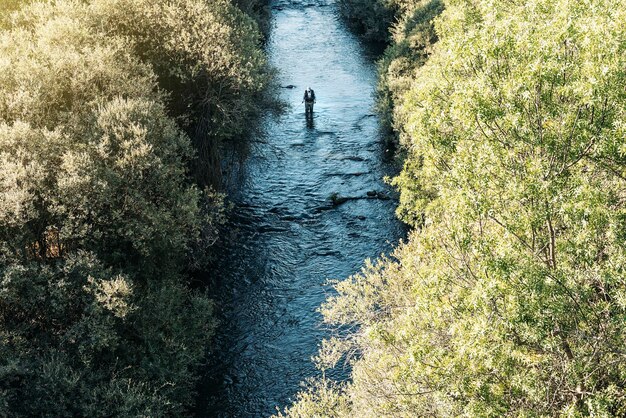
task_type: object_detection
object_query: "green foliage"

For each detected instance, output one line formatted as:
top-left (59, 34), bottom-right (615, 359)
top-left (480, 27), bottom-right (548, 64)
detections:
top-left (274, 378), bottom-right (350, 418)
top-left (337, 0), bottom-right (440, 44)
top-left (376, 0), bottom-right (443, 133)
top-left (0, 4), bottom-right (200, 271)
top-left (0, 0), bottom-right (33, 27)
top-left (233, 0), bottom-right (272, 36)
top-left (0, 0), bottom-right (269, 415)
top-left (0, 254), bottom-right (215, 416)
top-left (85, 0), bottom-right (270, 127)
top-left (281, 0), bottom-right (626, 416)
top-left (6, 0), bottom-right (272, 186)
top-left (338, 0), bottom-right (398, 42)
top-left (337, 0), bottom-right (443, 139)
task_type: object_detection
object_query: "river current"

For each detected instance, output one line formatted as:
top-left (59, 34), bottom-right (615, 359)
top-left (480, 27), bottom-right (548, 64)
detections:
top-left (197, 0), bottom-right (405, 416)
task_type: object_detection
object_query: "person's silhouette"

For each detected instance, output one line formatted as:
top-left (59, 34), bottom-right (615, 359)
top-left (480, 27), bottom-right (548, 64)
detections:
top-left (302, 87), bottom-right (316, 116)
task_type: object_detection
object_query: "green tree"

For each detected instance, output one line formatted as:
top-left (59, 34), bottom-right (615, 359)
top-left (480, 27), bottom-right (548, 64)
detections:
top-left (85, 0), bottom-right (272, 186)
top-left (338, 0), bottom-right (398, 41)
top-left (0, 7), bottom-right (200, 272)
top-left (0, 0), bottom-right (268, 414)
top-left (376, 0), bottom-right (443, 133)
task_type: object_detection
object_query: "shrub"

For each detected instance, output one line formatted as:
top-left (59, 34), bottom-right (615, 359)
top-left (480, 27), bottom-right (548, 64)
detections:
top-left (85, 0), bottom-right (272, 185)
top-left (0, 0), bottom-right (269, 414)
top-left (338, 0), bottom-right (398, 42)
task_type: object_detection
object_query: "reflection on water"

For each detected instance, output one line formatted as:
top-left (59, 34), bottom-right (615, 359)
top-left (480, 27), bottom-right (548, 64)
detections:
top-left (305, 113), bottom-right (315, 129)
top-left (196, 0), bottom-right (405, 417)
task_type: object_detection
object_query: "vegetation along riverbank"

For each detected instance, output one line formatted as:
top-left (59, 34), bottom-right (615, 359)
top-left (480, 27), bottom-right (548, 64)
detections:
top-left (0, 0), bottom-right (272, 415)
top-left (279, 0), bottom-right (626, 416)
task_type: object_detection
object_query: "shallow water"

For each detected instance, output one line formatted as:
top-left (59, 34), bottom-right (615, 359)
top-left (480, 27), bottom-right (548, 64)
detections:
top-left (196, 1), bottom-right (405, 416)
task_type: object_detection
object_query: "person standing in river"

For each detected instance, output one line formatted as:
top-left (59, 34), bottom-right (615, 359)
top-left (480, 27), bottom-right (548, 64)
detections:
top-left (303, 87), bottom-right (316, 116)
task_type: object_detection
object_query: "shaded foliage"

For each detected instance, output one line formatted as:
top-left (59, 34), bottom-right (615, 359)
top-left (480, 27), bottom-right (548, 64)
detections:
top-left (338, 0), bottom-right (398, 42)
top-left (0, 0), bottom-right (269, 415)
top-left (376, 0), bottom-right (443, 134)
top-left (83, 0), bottom-right (273, 186)
top-left (337, 0), bottom-right (443, 139)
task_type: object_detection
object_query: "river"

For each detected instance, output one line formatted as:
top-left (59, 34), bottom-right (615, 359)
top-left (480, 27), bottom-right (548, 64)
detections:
top-left (196, 0), bottom-right (405, 416)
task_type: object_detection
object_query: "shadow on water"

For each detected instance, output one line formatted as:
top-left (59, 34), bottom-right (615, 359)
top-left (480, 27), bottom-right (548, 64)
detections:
top-left (195, 0), bottom-right (406, 417)
top-left (305, 113), bottom-right (315, 130)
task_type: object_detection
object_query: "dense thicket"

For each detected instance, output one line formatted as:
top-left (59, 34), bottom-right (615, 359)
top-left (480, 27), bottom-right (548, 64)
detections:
top-left (337, 0), bottom-right (397, 41)
top-left (375, 0), bottom-right (442, 132)
top-left (280, 0), bottom-right (626, 416)
top-left (0, 0), bottom-right (268, 415)
top-left (233, 0), bottom-right (272, 36)
top-left (337, 0), bottom-right (442, 134)
top-left (84, 0), bottom-right (272, 186)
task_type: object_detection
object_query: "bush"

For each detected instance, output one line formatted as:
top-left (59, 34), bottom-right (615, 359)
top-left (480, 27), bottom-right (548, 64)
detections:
top-left (338, 0), bottom-right (398, 42)
top-left (337, 0), bottom-right (443, 139)
top-left (6, 0), bottom-right (272, 186)
top-left (0, 0), bottom-right (269, 414)
top-left (0, 254), bottom-right (215, 416)
top-left (376, 0), bottom-right (443, 134)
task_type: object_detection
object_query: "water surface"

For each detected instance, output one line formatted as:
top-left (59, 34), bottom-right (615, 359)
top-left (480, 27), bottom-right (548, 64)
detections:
top-left (197, 1), bottom-right (405, 416)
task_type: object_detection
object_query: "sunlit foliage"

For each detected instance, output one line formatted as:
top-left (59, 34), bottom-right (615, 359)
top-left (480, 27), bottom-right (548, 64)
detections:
top-left (83, 0), bottom-right (272, 185)
top-left (280, 0), bottom-right (626, 416)
top-left (0, 0), bottom-right (268, 415)
top-left (376, 0), bottom-right (443, 132)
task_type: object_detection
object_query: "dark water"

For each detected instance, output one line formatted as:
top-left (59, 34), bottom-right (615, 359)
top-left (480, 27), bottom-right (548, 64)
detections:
top-left (196, 0), bottom-right (405, 416)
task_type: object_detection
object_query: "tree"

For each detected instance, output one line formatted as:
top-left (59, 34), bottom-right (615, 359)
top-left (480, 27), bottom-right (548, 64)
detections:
top-left (85, 0), bottom-right (272, 186)
top-left (0, 0), bottom-right (269, 414)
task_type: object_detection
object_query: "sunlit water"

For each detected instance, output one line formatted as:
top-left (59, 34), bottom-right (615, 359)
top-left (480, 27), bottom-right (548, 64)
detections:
top-left (196, 0), bottom-right (405, 416)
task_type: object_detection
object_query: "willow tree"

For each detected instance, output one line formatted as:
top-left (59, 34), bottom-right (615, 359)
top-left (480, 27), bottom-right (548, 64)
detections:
top-left (280, 0), bottom-right (626, 416)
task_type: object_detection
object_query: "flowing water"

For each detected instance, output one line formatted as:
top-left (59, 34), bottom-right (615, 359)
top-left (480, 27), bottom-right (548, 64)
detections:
top-left (197, 0), bottom-right (405, 416)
